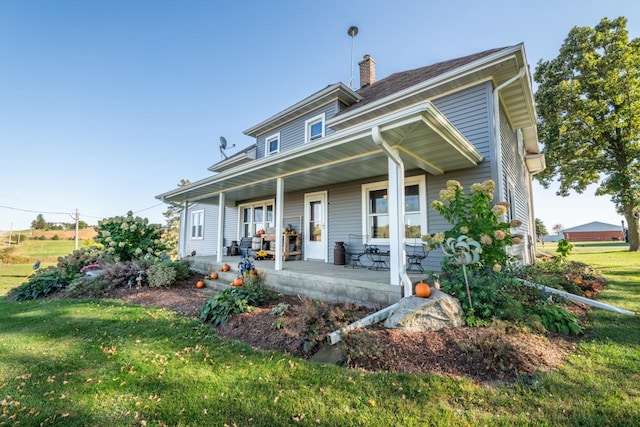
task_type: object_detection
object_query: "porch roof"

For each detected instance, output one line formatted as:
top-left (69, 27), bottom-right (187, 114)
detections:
top-left (156, 102), bottom-right (483, 205)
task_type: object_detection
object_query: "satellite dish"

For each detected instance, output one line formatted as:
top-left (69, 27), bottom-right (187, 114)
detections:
top-left (219, 136), bottom-right (235, 160)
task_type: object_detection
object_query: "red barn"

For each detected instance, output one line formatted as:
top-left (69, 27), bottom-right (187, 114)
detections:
top-left (562, 221), bottom-right (624, 242)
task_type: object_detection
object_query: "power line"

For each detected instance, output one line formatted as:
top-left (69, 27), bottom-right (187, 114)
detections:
top-left (0, 202), bottom-right (167, 221)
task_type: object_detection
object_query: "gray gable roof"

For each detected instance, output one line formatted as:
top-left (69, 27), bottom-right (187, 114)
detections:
top-left (563, 221), bottom-right (623, 232)
top-left (339, 47), bottom-right (507, 115)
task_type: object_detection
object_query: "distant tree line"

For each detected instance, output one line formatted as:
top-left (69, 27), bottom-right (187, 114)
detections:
top-left (30, 214), bottom-right (89, 231)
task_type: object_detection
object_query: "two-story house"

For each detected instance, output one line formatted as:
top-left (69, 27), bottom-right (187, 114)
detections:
top-left (156, 43), bottom-right (545, 306)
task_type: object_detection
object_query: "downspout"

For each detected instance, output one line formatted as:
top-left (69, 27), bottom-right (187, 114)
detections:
top-left (493, 66), bottom-right (526, 203)
top-left (371, 126), bottom-right (413, 297)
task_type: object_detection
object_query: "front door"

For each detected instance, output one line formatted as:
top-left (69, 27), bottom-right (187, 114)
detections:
top-left (304, 191), bottom-right (328, 261)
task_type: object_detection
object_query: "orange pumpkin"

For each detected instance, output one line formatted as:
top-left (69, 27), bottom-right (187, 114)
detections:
top-left (210, 272), bottom-right (218, 280)
top-left (196, 280), bottom-right (206, 289)
top-left (222, 264), bottom-right (231, 272)
top-left (233, 277), bottom-right (243, 287)
top-left (415, 281), bottom-right (431, 298)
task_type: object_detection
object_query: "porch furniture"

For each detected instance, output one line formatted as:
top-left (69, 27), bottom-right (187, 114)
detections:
top-left (258, 233), bottom-right (302, 261)
top-left (366, 246), bottom-right (390, 270)
top-left (239, 237), bottom-right (254, 258)
top-left (345, 234), bottom-right (368, 268)
top-left (406, 243), bottom-right (429, 273)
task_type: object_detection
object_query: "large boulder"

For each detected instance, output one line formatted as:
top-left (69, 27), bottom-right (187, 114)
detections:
top-left (383, 289), bottom-right (464, 332)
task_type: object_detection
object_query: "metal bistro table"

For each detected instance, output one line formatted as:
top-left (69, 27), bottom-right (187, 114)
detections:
top-left (366, 247), bottom-right (390, 270)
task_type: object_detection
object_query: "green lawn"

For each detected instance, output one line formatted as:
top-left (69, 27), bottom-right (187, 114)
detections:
top-left (1, 246), bottom-right (639, 425)
top-left (8, 239), bottom-right (79, 260)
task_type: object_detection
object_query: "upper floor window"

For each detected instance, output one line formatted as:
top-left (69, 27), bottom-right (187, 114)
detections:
top-left (190, 210), bottom-right (204, 240)
top-left (265, 133), bottom-right (280, 156)
top-left (305, 113), bottom-right (325, 143)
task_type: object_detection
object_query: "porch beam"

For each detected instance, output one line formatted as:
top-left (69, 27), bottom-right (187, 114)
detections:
top-left (216, 192), bottom-right (225, 263)
top-left (274, 177), bottom-right (284, 270)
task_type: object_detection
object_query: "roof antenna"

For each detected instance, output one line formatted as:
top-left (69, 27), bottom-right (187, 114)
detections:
top-left (347, 26), bottom-right (359, 89)
top-left (219, 136), bottom-right (234, 160)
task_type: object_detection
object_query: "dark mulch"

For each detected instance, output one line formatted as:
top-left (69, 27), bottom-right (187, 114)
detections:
top-left (103, 277), bottom-right (584, 384)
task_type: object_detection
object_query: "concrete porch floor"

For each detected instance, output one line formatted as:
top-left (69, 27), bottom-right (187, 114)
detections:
top-left (187, 255), bottom-right (429, 308)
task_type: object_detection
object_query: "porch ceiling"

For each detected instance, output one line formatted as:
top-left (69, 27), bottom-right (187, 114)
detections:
top-left (157, 102), bottom-right (483, 205)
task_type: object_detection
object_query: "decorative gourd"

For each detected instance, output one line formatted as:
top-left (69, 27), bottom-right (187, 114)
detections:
top-left (415, 281), bottom-right (431, 298)
top-left (210, 272), bottom-right (218, 280)
top-left (196, 280), bottom-right (205, 289)
top-left (233, 277), bottom-right (243, 286)
top-left (222, 263), bottom-right (231, 272)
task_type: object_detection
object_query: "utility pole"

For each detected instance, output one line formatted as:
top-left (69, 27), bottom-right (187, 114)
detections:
top-left (8, 223), bottom-right (12, 247)
top-left (74, 208), bottom-right (79, 250)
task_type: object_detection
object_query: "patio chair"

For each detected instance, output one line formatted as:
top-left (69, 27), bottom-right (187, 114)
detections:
top-left (345, 234), bottom-right (368, 268)
top-left (406, 243), bottom-right (429, 273)
top-left (239, 237), bottom-right (254, 258)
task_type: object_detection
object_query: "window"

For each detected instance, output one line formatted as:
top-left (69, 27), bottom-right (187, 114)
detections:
top-left (190, 210), bottom-right (204, 239)
top-left (238, 200), bottom-right (275, 238)
top-left (506, 182), bottom-right (516, 221)
top-left (305, 113), bottom-right (325, 142)
top-left (361, 176), bottom-right (427, 243)
top-left (265, 133), bottom-right (280, 156)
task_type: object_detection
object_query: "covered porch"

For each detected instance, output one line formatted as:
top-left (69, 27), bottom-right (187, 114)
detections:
top-left (189, 255), bottom-right (431, 308)
top-left (159, 102), bottom-right (482, 297)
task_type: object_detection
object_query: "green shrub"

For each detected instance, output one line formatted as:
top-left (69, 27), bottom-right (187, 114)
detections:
top-left (57, 247), bottom-right (103, 280)
top-left (167, 260), bottom-right (191, 281)
top-left (9, 267), bottom-right (67, 301)
top-left (66, 275), bottom-right (113, 298)
top-left (442, 264), bottom-right (582, 335)
top-left (94, 211), bottom-right (168, 261)
top-left (147, 263), bottom-right (178, 287)
top-left (51, 234), bottom-right (60, 240)
top-left (101, 260), bottom-right (146, 288)
top-left (529, 302), bottom-right (582, 335)
top-left (199, 281), bottom-right (266, 327)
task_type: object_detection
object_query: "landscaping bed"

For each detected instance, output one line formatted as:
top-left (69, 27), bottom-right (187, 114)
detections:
top-left (102, 275), bottom-right (585, 385)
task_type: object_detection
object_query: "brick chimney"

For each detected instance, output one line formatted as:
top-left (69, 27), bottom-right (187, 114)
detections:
top-left (358, 54), bottom-right (376, 88)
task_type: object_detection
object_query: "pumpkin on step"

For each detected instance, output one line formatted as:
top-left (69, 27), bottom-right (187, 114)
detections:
top-left (222, 263), bottom-right (231, 272)
top-left (415, 281), bottom-right (431, 298)
top-left (232, 277), bottom-right (243, 287)
top-left (196, 280), bottom-right (205, 289)
top-left (210, 272), bottom-right (218, 280)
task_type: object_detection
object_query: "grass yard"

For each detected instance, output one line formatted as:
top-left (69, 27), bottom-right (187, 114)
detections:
top-left (0, 244), bottom-right (639, 425)
top-left (8, 239), bottom-right (80, 261)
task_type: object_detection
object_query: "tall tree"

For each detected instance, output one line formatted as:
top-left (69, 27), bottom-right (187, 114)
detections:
top-left (162, 179), bottom-right (191, 258)
top-left (535, 218), bottom-right (548, 237)
top-left (534, 17), bottom-right (640, 251)
top-left (31, 214), bottom-right (47, 230)
top-left (553, 224), bottom-right (564, 235)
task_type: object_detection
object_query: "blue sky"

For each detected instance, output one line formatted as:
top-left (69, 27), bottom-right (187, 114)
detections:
top-left (1, 0), bottom-right (638, 233)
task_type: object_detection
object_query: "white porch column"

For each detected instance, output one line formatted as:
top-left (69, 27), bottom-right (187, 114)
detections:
top-left (387, 154), bottom-right (406, 287)
top-left (274, 177), bottom-right (284, 270)
top-left (181, 201), bottom-right (189, 258)
top-left (372, 125), bottom-right (412, 296)
top-left (216, 192), bottom-right (225, 263)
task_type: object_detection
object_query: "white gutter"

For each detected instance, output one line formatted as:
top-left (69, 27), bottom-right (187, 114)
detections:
top-left (371, 125), bottom-right (413, 297)
top-left (518, 279), bottom-right (636, 316)
top-left (492, 66), bottom-right (526, 202)
top-left (328, 302), bottom-right (399, 345)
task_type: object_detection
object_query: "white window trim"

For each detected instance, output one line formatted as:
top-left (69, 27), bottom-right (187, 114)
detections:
top-left (190, 209), bottom-right (204, 240)
top-left (361, 175), bottom-right (427, 245)
top-left (304, 113), bottom-right (325, 143)
top-left (237, 198), bottom-right (276, 238)
top-left (265, 133), bottom-right (280, 157)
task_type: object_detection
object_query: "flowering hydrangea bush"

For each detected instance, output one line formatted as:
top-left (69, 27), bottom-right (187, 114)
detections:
top-left (423, 179), bottom-right (522, 272)
top-left (95, 211), bottom-right (168, 262)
